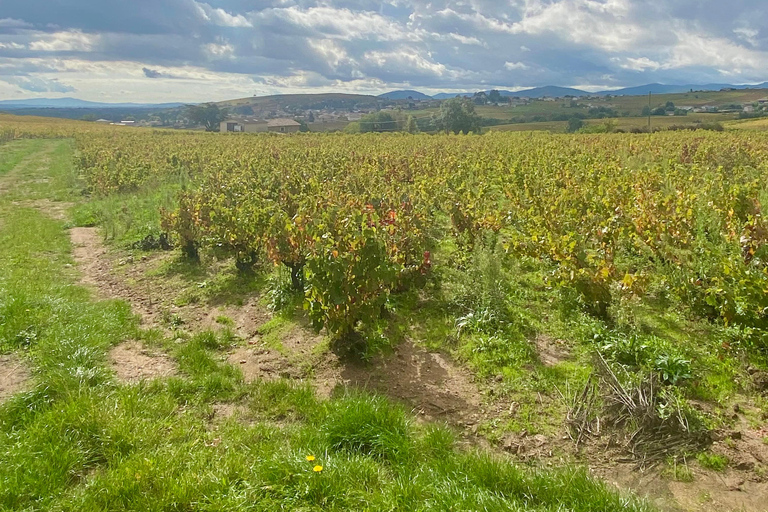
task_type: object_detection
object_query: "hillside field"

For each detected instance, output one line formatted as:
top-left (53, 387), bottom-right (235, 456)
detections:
top-left (0, 115), bottom-right (767, 511)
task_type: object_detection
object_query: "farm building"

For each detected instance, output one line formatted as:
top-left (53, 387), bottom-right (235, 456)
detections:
top-left (267, 119), bottom-right (302, 133)
top-left (219, 119), bottom-right (268, 133)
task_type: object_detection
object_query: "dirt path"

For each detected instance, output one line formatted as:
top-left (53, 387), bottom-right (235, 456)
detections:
top-left (0, 140), bottom-right (57, 197)
top-left (70, 227), bottom-right (164, 328)
top-left (0, 141), bottom-right (65, 404)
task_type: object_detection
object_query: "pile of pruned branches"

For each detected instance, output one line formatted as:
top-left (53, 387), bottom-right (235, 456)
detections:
top-left (566, 353), bottom-right (710, 468)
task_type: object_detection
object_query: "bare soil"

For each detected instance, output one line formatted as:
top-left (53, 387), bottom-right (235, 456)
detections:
top-left (0, 354), bottom-right (31, 402)
top-left (534, 333), bottom-right (572, 367)
top-left (109, 341), bottom-right (177, 383)
top-left (330, 340), bottom-right (488, 424)
top-left (594, 458), bottom-right (768, 512)
top-left (228, 344), bottom-right (302, 382)
top-left (13, 199), bottom-right (73, 221)
top-left (71, 227), bottom-right (165, 329)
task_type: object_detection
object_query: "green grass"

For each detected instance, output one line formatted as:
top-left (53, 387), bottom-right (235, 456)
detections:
top-left (696, 452), bottom-right (728, 471)
top-left (661, 457), bottom-right (695, 482)
top-left (0, 138), bottom-right (655, 510)
top-left (71, 180), bottom-right (185, 247)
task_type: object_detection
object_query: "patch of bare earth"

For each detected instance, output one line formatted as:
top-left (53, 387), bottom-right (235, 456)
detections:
top-left (535, 334), bottom-right (572, 367)
top-left (69, 227), bottom-right (271, 338)
top-left (71, 227), bottom-right (156, 324)
top-left (109, 341), bottom-right (177, 383)
top-left (228, 343), bottom-right (302, 382)
top-left (190, 299), bottom-right (270, 339)
top-left (227, 320), bottom-right (496, 430)
top-left (0, 354), bottom-right (31, 402)
top-left (320, 340), bottom-right (494, 427)
top-left (13, 199), bottom-right (73, 221)
top-left (583, 403), bottom-right (768, 512)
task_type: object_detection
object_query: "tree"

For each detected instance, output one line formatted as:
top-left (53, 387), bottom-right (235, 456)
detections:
top-left (344, 122), bottom-right (361, 134)
top-left (234, 105), bottom-right (254, 116)
top-left (405, 115), bottom-right (418, 134)
top-left (472, 91), bottom-right (488, 106)
top-left (641, 105), bottom-right (652, 116)
top-left (437, 97), bottom-right (482, 134)
top-left (567, 116), bottom-right (584, 133)
top-left (187, 103), bottom-right (228, 132)
top-left (488, 90), bottom-right (503, 104)
top-left (307, 110), bottom-right (315, 123)
top-left (359, 111), bottom-right (398, 132)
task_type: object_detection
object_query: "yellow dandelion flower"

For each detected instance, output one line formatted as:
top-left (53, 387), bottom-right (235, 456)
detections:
top-left (306, 455), bottom-right (315, 462)
top-left (313, 465), bottom-right (323, 472)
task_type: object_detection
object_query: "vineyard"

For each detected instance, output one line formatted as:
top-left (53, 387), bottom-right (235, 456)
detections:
top-left (73, 129), bottom-right (768, 351)
top-left (2, 115), bottom-right (768, 510)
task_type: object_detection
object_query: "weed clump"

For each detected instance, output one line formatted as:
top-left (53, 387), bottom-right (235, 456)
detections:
top-left (322, 393), bottom-right (412, 462)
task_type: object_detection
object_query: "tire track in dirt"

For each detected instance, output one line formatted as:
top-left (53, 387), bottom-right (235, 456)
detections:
top-left (0, 141), bottom-right (60, 403)
top-left (0, 140), bottom-right (57, 197)
top-left (70, 227), bottom-right (163, 329)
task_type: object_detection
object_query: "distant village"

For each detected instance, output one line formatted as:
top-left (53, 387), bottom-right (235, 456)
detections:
top-left (93, 91), bottom-right (768, 131)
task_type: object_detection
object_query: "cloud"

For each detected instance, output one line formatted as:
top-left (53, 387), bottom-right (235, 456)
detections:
top-left (504, 61), bottom-right (529, 71)
top-left (0, 18), bottom-right (32, 29)
top-left (1, 75), bottom-right (74, 92)
top-left (0, 0), bottom-right (767, 102)
top-left (29, 31), bottom-right (97, 52)
top-left (616, 57), bottom-right (661, 71)
top-left (194, 2), bottom-right (253, 28)
top-left (142, 67), bottom-right (162, 78)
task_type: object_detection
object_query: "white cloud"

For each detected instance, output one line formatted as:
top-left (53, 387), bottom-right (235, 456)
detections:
top-left (663, 31), bottom-right (768, 75)
top-left (307, 38), bottom-right (357, 71)
top-left (616, 56), bottom-right (661, 71)
top-left (445, 33), bottom-right (484, 46)
top-left (0, 18), bottom-right (32, 28)
top-left (734, 27), bottom-right (759, 47)
top-left (29, 31), bottom-right (96, 52)
top-left (203, 42), bottom-right (235, 58)
top-left (258, 6), bottom-right (417, 42)
top-left (504, 61), bottom-right (529, 70)
top-left (194, 2), bottom-right (252, 28)
top-left (508, 0), bottom-right (645, 53)
top-left (1, 75), bottom-right (74, 93)
top-left (364, 48), bottom-right (450, 77)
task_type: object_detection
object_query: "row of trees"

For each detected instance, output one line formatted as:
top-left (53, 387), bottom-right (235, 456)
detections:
top-left (187, 98), bottom-right (483, 135)
top-left (343, 98), bottom-right (482, 135)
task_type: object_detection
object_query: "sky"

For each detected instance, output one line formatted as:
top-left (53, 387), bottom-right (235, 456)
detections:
top-left (0, 0), bottom-right (767, 103)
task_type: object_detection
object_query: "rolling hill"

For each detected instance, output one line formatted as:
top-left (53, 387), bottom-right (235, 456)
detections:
top-left (378, 90), bottom-right (433, 100)
top-left (0, 98), bottom-right (186, 109)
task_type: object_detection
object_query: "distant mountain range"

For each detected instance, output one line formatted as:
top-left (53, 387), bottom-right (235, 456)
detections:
top-left (0, 97), bottom-right (187, 109)
top-left (5, 81), bottom-right (768, 114)
top-left (380, 82), bottom-right (768, 100)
